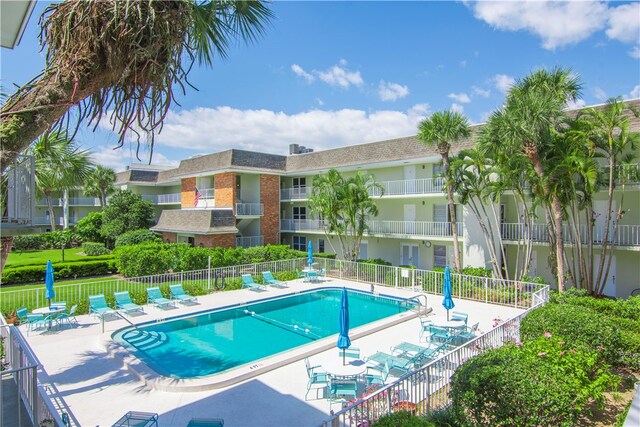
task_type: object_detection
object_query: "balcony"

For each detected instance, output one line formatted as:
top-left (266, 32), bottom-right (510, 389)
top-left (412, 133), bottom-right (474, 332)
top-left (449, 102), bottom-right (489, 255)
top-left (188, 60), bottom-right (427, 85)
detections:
top-left (69, 197), bottom-right (101, 206)
top-left (501, 223), bottom-right (640, 246)
top-left (142, 193), bottom-right (181, 204)
top-left (236, 235), bottom-right (264, 248)
top-left (602, 163), bottom-right (640, 185)
top-left (36, 198), bottom-right (63, 206)
top-left (280, 219), bottom-right (462, 237)
top-left (34, 217), bottom-right (64, 226)
top-left (280, 178), bottom-right (445, 201)
top-left (236, 203), bottom-right (263, 216)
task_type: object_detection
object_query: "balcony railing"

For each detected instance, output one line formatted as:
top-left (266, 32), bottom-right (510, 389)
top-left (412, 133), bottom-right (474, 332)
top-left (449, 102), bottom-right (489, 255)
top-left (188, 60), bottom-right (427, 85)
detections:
top-left (69, 197), bottom-right (100, 206)
top-left (236, 203), bottom-right (263, 216)
top-left (280, 186), bottom-right (312, 200)
top-left (35, 198), bottom-right (62, 206)
top-left (34, 217), bottom-right (64, 226)
top-left (142, 193), bottom-right (181, 204)
top-left (501, 223), bottom-right (640, 246)
top-left (602, 163), bottom-right (640, 185)
top-left (370, 177), bottom-right (444, 196)
top-left (236, 235), bottom-right (264, 248)
top-left (280, 219), bottom-right (462, 237)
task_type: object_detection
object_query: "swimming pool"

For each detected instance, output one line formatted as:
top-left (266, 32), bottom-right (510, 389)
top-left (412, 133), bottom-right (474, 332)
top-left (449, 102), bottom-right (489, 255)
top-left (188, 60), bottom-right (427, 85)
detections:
top-left (112, 288), bottom-right (416, 383)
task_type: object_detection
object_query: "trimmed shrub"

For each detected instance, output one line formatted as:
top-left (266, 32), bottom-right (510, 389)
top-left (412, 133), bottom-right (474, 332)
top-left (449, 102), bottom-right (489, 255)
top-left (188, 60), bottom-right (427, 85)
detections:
top-left (373, 411), bottom-right (434, 426)
top-left (450, 336), bottom-right (618, 427)
top-left (2, 260), bottom-right (116, 284)
top-left (113, 242), bottom-right (179, 277)
top-left (521, 303), bottom-right (623, 365)
top-left (114, 229), bottom-right (161, 248)
top-left (358, 258), bottom-right (392, 266)
top-left (82, 242), bottom-right (110, 256)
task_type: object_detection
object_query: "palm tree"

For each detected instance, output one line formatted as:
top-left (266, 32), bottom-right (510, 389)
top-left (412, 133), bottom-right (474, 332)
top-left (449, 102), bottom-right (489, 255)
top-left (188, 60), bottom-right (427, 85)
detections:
top-left (84, 165), bottom-right (117, 207)
top-left (0, 0), bottom-right (273, 172)
top-left (28, 132), bottom-right (93, 230)
top-left (483, 67), bottom-right (581, 291)
top-left (417, 110), bottom-right (471, 272)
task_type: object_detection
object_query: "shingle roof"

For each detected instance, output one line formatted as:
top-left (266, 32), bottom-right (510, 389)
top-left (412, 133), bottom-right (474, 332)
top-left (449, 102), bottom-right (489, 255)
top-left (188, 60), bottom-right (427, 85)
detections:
top-left (151, 209), bottom-right (238, 235)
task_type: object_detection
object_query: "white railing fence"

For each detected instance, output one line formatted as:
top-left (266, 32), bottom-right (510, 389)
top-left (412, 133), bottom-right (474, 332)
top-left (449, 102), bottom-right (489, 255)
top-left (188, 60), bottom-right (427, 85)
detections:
top-left (324, 285), bottom-right (549, 426)
top-left (1, 323), bottom-right (68, 427)
top-left (236, 203), bottom-right (264, 216)
top-left (236, 235), bottom-right (264, 248)
top-left (501, 222), bottom-right (640, 246)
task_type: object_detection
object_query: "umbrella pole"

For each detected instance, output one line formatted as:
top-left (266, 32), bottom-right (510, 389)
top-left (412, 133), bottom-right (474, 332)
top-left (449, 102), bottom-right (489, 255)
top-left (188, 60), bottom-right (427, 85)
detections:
top-left (447, 309), bottom-right (450, 321)
top-left (343, 349), bottom-right (346, 366)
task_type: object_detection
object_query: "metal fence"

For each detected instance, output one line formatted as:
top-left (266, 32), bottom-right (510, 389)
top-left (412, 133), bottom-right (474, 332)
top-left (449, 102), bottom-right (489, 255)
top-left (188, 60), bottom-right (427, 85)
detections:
top-left (324, 285), bottom-right (550, 426)
top-left (0, 323), bottom-right (68, 427)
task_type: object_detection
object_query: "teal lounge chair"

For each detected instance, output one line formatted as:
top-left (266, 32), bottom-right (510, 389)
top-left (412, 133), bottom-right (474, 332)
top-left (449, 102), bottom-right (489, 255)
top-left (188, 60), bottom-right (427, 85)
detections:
top-left (187, 419), bottom-right (224, 427)
top-left (241, 274), bottom-right (266, 291)
top-left (88, 294), bottom-right (116, 319)
top-left (146, 287), bottom-right (176, 309)
top-left (114, 291), bottom-right (145, 315)
top-left (169, 284), bottom-right (197, 304)
top-left (261, 271), bottom-right (288, 288)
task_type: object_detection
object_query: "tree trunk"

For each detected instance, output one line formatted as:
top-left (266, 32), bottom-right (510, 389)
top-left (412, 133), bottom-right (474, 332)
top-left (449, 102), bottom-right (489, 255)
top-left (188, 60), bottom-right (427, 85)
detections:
top-left (0, 236), bottom-right (13, 273)
top-left (46, 193), bottom-right (57, 230)
top-left (442, 152), bottom-right (461, 271)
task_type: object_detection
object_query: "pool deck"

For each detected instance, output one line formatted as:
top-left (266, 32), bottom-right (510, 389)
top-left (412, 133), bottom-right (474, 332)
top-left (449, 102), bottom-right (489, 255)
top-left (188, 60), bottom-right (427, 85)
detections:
top-left (22, 278), bottom-right (524, 426)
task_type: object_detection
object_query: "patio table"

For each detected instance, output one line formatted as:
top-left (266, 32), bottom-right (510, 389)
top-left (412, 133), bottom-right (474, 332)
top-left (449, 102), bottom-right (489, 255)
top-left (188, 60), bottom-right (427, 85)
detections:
top-left (112, 411), bottom-right (158, 427)
top-left (322, 358), bottom-right (367, 378)
top-left (430, 317), bottom-right (465, 329)
top-left (33, 306), bottom-right (65, 330)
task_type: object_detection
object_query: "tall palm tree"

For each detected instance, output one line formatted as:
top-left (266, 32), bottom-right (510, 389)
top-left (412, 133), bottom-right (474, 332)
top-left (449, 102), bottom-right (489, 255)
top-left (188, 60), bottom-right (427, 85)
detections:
top-left (417, 111), bottom-right (471, 272)
top-left (0, 0), bottom-right (273, 172)
top-left (84, 165), bottom-right (117, 207)
top-left (28, 132), bottom-right (93, 230)
top-left (484, 67), bottom-right (581, 291)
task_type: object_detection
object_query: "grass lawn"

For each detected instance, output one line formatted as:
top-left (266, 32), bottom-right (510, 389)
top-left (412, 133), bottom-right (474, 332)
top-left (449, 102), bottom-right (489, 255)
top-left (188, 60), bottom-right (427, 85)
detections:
top-left (5, 248), bottom-right (105, 268)
top-left (0, 275), bottom-right (121, 293)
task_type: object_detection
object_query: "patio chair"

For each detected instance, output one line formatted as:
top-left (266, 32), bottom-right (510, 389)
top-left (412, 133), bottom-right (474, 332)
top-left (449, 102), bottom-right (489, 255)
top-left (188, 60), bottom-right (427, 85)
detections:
top-left (306, 270), bottom-right (319, 282)
top-left (88, 294), bottom-right (116, 319)
top-left (261, 271), bottom-right (288, 288)
top-left (418, 318), bottom-right (434, 342)
top-left (15, 306), bottom-right (28, 324)
top-left (114, 291), bottom-right (145, 314)
top-left (241, 274), bottom-right (266, 292)
top-left (25, 313), bottom-right (46, 335)
top-left (51, 301), bottom-right (67, 310)
top-left (453, 322), bottom-right (479, 345)
top-left (328, 376), bottom-right (358, 409)
top-left (146, 287), bottom-right (176, 309)
top-left (338, 346), bottom-right (360, 360)
top-left (57, 304), bottom-right (79, 328)
top-left (169, 284), bottom-right (198, 304)
top-left (364, 360), bottom-right (390, 387)
top-left (451, 311), bottom-right (469, 325)
top-left (428, 326), bottom-right (450, 343)
top-left (304, 357), bottom-right (329, 400)
top-left (187, 419), bottom-right (224, 427)
top-left (319, 267), bottom-right (326, 278)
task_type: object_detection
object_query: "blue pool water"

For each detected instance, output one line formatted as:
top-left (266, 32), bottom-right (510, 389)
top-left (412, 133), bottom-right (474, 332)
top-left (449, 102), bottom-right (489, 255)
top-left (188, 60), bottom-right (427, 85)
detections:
top-left (112, 288), bottom-right (415, 378)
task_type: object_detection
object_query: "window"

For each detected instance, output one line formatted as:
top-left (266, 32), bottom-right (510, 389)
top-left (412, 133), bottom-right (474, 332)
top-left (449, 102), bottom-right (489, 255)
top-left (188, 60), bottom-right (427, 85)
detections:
top-left (434, 245), bottom-right (447, 268)
top-left (293, 177), bottom-right (306, 188)
top-left (293, 236), bottom-right (306, 251)
top-left (188, 237), bottom-right (195, 247)
top-left (236, 175), bottom-right (241, 196)
top-left (318, 238), bottom-right (325, 253)
top-left (293, 206), bottom-right (306, 220)
top-left (401, 244), bottom-right (419, 267)
top-left (433, 164), bottom-right (444, 177)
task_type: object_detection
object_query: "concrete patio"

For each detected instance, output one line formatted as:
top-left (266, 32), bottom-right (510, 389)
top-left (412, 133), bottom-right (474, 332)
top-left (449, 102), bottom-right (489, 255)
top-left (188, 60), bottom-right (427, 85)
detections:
top-left (22, 277), bottom-right (524, 426)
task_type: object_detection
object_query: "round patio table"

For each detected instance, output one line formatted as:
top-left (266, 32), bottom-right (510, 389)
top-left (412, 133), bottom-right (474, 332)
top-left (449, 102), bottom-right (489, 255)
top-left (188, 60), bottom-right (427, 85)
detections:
top-left (430, 317), bottom-right (465, 329)
top-left (322, 358), bottom-right (367, 378)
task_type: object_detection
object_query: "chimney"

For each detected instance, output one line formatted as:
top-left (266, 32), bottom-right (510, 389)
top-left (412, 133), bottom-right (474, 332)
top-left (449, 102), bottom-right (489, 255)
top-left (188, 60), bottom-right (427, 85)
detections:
top-left (289, 144), bottom-right (299, 155)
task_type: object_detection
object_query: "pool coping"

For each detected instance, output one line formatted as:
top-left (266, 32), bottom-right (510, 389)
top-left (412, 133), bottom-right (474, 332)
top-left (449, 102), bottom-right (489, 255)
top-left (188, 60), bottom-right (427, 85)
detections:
top-left (103, 287), bottom-right (423, 392)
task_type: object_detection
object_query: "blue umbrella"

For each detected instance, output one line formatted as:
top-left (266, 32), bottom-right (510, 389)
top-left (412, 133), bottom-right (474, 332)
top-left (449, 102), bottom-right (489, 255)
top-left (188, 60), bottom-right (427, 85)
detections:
top-left (45, 260), bottom-right (55, 307)
top-left (307, 240), bottom-right (314, 266)
top-left (337, 287), bottom-right (351, 365)
top-left (442, 266), bottom-right (455, 321)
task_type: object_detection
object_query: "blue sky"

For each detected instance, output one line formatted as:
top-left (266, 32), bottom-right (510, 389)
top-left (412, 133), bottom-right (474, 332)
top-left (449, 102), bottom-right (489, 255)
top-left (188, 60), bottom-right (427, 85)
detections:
top-left (2, 1), bottom-right (639, 172)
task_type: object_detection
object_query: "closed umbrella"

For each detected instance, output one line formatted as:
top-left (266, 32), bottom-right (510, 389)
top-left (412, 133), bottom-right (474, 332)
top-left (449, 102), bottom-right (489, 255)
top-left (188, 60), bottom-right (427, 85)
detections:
top-left (307, 240), bottom-right (314, 266)
top-left (442, 266), bottom-right (455, 321)
top-left (45, 260), bottom-right (55, 308)
top-left (337, 288), bottom-right (351, 365)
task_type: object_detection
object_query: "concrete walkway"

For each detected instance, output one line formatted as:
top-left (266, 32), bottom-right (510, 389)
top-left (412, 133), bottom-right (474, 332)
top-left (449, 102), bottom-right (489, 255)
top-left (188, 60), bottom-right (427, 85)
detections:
top-left (22, 278), bottom-right (524, 426)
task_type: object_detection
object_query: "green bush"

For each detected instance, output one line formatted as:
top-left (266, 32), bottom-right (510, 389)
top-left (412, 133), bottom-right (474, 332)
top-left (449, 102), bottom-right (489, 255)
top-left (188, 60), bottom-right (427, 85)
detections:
top-left (82, 242), bottom-right (110, 256)
top-left (114, 229), bottom-right (161, 248)
top-left (358, 258), bottom-right (392, 266)
top-left (12, 232), bottom-right (81, 251)
top-left (74, 212), bottom-right (105, 243)
top-left (460, 267), bottom-right (492, 277)
top-left (521, 303), bottom-right (622, 365)
top-left (113, 242), bottom-right (179, 277)
top-left (373, 411), bottom-right (434, 426)
top-left (450, 336), bottom-right (618, 427)
top-left (1, 260), bottom-right (116, 284)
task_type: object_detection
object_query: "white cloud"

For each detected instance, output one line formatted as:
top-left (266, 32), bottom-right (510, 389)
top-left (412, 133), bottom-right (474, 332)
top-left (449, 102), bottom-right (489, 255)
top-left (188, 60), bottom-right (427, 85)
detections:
top-left (606, 3), bottom-right (640, 44)
top-left (448, 92), bottom-right (471, 104)
top-left (494, 74), bottom-right (515, 94)
top-left (291, 64), bottom-right (314, 82)
top-left (293, 60), bottom-right (364, 89)
top-left (451, 103), bottom-right (465, 114)
top-left (628, 85), bottom-right (640, 100)
top-left (594, 87), bottom-right (608, 101)
top-left (472, 86), bottom-right (491, 98)
top-left (108, 105), bottom-right (429, 156)
top-left (378, 81), bottom-right (410, 101)
top-left (90, 147), bottom-right (179, 173)
top-left (469, 1), bottom-right (608, 49)
top-left (629, 45), bottom-right (640, 59)
top-left (566, 99), bottom-right (587, 110)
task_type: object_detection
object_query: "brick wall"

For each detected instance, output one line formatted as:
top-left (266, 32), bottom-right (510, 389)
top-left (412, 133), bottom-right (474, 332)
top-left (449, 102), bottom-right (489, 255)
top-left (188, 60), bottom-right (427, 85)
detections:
top-left (162, 232), bottom-right (177, 243)
top-left (260, 174), bottom-right (280, 245)
top-left (194, 233), bottom-right (236, 248)
top-left (214, 172), bottom-right (236, 208)
top-left (181, 177), bottom-right (196, 208)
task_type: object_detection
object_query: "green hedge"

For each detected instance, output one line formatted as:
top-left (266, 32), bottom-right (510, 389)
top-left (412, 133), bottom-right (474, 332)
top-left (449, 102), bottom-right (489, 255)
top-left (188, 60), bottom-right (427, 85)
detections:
top-left (13, 232), bottom-right (81, 250)
top-left (2, 260), bottom-right (117, 285)
top-left (82, 242), bottom-right (110, 256)
top-left (114, 229), bottom-right (161, 247)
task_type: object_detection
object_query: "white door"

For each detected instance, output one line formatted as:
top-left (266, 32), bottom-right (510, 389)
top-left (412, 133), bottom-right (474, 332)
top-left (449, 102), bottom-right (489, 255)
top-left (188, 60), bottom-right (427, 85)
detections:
top-left (401, 244), bottom-right (419, 267)
top-left (359, 241), bottom-right (368, 260)
top-left (596, 255), bottom-right (616, 297)
top-left (433, 204), bottom-right (448, 236)
top-left (404, 204), bottom-right (416, 234)
top-left (404, 165), bottom-right (416, 194)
